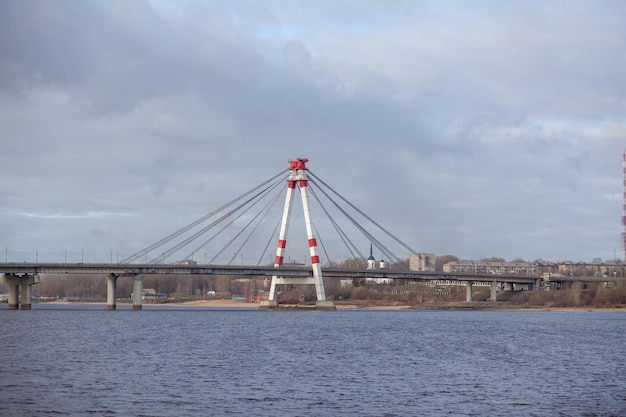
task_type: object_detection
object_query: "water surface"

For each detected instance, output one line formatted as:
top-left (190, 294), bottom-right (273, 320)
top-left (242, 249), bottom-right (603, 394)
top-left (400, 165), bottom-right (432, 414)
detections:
top-left (1, 305), bottom-right (624, 416)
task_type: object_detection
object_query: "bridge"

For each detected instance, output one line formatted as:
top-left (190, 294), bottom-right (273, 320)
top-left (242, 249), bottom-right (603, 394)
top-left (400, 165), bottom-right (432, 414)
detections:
top-left (0, 157), bottom-right (565, 310)
top-left (0, 262), bottom-right (542, 310)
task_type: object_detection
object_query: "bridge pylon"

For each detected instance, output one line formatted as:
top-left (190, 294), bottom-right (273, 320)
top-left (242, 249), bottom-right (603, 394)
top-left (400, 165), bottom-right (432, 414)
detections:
top-left (260, 158), bottom-right (336, 310)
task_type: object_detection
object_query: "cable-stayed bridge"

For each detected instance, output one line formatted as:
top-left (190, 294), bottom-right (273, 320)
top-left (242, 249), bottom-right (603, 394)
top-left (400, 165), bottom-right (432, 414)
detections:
top-left (117, 158), bottom-right (417, 268)
top-left (2, 158), bottom-right (543, 310)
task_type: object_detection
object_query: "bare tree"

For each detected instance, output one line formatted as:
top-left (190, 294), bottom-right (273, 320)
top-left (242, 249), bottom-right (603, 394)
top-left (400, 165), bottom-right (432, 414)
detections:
top-left (436, 255), bottom-right (459, 271)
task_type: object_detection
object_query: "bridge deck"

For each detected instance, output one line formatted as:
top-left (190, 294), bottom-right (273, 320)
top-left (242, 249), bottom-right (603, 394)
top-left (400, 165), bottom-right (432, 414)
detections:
top-left (0, 263), bottom-right (542, 284)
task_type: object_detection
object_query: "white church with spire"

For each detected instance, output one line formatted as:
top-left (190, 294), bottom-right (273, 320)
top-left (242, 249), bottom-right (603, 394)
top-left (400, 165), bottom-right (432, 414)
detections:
top-left (367, 242), bottom-right (376, 269)
top-left (366, 243), bottom-right (392, 284)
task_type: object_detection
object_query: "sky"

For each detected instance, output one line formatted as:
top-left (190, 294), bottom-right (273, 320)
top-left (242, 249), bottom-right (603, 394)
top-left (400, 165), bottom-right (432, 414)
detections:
top-left (1, 0), bottom-right (625, 264)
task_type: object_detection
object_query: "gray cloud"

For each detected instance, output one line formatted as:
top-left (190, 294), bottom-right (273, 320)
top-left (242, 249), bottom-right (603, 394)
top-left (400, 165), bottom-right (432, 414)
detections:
top-left (1, 0), bottom-right (624, 263)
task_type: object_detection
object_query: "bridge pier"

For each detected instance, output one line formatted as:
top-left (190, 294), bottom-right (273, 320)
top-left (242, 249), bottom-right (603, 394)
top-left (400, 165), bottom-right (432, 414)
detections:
top-left (106, 274), bottom-right (142, 310)
top-left (260, 300), bottom-right (279, 309)
top-left (315, 300), bottom-right (337, 310)
top-left (260, 298), bottom-right (336, 310)
top-left (261, 276), bottom-right (336, 310)
top-left (20, 283), bottom-right (32, 310)
top-left (490, 279), bottom-right (497, 302)
top-left (1, 273), bottom-right (40, 310)
top-left (465, 281), bottom-right (473, 302)
top-left (5, 276), bottom-right (19, 309)
top-left (106, 274), bottom-right (118, 310)
top-left (132, 275), bottom-right (143, 311)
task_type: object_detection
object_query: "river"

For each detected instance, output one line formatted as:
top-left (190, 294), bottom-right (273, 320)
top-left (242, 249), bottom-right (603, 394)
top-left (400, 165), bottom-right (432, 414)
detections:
top-left (1, 305), bottom-right (624, 416)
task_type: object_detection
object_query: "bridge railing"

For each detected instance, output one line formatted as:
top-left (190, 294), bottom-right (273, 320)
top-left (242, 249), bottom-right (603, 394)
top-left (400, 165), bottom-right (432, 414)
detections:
top-left (0, 262), bottom-right (542, 284)
top-left (1, 250), bottom-right (140, 264)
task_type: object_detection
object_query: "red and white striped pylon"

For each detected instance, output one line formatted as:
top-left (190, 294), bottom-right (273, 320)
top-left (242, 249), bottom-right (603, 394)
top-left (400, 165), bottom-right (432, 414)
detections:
top-left (268, 158), bottom-right (326, 302)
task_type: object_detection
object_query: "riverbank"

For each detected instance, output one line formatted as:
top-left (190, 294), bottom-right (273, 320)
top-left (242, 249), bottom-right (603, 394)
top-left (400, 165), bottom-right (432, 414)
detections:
top-left (41, 298), bottom-right (626, 311)
top-left (142, 300), bottom-right (408, 309)
top-left (407, 300), bottom-right (626, 312)
top-left (44, 298), bottom-right (258, 308)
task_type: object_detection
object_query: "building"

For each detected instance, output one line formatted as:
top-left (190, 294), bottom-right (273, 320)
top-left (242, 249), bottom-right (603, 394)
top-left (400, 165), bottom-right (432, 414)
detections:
top-left (366, 243), bottom-right (376, 270)
top-left (172, 259), bottom-right (197, 265)
top-left (557, 261), bottom-right (625, 277)
top-left (443, 261), bottom-right (538, 275)
top-left (138, 288), bottom-right (163, 300)
top-left (365, 243), bottom-right (392, 284)
top-left (410, 253), bottom-right (436, 272)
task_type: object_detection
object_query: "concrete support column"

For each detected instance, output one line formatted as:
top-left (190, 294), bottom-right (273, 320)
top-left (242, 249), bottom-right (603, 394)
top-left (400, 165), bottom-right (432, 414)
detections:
top-left (132, 275), bottom-right (143, 311)
top-left (2, 274), bottom-right (39, 310)
top-left (466, 281), bottom-right (473, 302)
top-left (316, 300), bottom-right (337, 310)
top-left (106, 274), bottom-right (118, 310)
top-left (268, 277), bottom-right (278, 301)
top-left (6, 277), bottom-right (19, 310)
top-left (20, 283), bottom-right (32, 310)
top-left (490, 279), bottom-right (497, 302)
top-left (259, 299), bottom-right (278, 309)
top-left (262, 274), bottom-right (280, 309)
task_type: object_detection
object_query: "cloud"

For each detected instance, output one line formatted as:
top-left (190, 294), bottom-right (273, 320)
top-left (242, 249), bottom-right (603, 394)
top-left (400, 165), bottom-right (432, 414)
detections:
top-left (602, 193), bottom-right (622, 201)
top-left (0, 0), bottom-right (624, 263)
top-left (14, 211), bottom-right (135, 220)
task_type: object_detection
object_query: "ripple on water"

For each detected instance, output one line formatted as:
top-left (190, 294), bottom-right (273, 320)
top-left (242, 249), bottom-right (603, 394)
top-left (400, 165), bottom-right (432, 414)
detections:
top-left (1, 308), bottom-right (625, 416)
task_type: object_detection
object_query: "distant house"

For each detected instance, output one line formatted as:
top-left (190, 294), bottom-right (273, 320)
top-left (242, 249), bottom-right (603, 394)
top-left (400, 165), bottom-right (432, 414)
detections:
top-left (140, 288), bottom-right (163, 300)
top-left (443, 261), bottom-right (538, 275)
top-left (171, 259), bottom-right (197, 265)
top-left (253, 290), bottom-right (269, 302)
top-left (410, 253), bottom-right (436, 272)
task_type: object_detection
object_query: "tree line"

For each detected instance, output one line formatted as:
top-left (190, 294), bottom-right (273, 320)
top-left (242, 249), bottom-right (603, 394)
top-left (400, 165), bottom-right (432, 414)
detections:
top-left (3, 254), bottom-right (626, 307)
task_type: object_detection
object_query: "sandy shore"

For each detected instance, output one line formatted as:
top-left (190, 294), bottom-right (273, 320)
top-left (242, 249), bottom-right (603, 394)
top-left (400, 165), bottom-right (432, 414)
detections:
top-left (163, 300), bottom-right (410, 309)
top-left (163, 299), bottom-right (258, 308)
top-left (44, 299), bottom-right (408, 309)
top-left (153, 300), bottom-right (409, 309)
top-left (45, 299), bottom-right (258, 308)
top-left (147, 300), bottom-right (626, 311)
top-left (42, 299), bottom-right (626, 311)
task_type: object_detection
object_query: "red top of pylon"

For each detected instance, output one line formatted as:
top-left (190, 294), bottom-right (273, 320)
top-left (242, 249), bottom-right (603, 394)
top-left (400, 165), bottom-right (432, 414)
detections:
top-left (289, 158), bottom-right (309, 170)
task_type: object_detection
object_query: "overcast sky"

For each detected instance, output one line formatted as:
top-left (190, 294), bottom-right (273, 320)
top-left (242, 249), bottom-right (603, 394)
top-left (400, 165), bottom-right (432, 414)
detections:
top-left (1, 0), bottom-right (625, 264)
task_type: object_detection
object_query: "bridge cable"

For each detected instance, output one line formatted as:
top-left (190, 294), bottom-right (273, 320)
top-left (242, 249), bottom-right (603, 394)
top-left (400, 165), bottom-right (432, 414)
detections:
top-left (309, 171), bottom-right (419, 255)
top-left (312, 222), bottom-right (333, 267)
top-left (228, 183), bottom-right (286, 266)
top-left (150, 180), bottom-right (282, 264)
top-left (256, 213), bottom-right (283, 266)
top-left (308, 177), bottom-right (392, 261)
top-left (120, 169), bottom-right (287, 264)
top-left (307, 186), bottom-right (363, 262)
top-left (308, 177), bottom-right (404, 265)
top-left (184, 175), bottom-right (284, 264)
top-left (209, 199), bottom-right (270, 265)
top-left (208, 180), bottom-right (285, 265)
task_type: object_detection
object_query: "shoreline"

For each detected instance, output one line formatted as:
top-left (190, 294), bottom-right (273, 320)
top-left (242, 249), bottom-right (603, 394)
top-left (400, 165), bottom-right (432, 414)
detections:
top-left (37, 299), bottom-right (626, 312)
